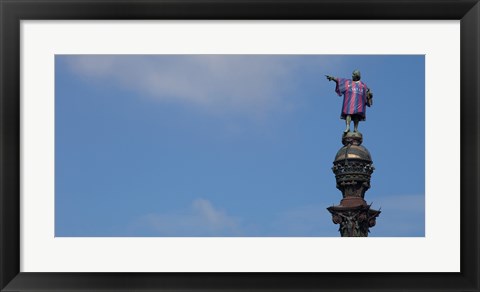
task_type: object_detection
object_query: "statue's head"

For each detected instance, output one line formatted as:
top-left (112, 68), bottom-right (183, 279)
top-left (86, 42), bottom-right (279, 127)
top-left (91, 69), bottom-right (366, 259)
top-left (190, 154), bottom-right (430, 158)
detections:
top-left (352, 70), bottom-right (361, 81)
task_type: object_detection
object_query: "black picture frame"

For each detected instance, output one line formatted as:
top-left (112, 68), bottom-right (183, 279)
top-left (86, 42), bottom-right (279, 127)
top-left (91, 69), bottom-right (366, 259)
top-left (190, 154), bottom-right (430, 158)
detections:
top-left (1, 0), bottom-right (479, 291)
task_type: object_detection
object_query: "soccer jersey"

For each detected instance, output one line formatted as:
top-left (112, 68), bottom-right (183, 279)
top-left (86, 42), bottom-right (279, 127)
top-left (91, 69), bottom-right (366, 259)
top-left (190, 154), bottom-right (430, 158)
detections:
top-left (335, 78), bottom-right (369, 121)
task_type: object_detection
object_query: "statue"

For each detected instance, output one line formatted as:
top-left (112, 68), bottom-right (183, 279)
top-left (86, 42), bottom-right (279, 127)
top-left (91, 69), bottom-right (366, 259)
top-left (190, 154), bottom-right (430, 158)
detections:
top-left (326, 70), bottom-right (373, 133)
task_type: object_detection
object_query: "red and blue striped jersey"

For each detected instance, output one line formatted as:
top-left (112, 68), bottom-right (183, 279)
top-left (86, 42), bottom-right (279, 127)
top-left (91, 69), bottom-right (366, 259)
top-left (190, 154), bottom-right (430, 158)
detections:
top-left (335, 78), bottom-right (369, 120)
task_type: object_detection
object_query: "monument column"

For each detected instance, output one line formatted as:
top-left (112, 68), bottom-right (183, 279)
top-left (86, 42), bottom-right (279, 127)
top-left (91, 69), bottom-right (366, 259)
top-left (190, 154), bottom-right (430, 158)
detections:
top-left (325, 69), bottom-right (380, 237)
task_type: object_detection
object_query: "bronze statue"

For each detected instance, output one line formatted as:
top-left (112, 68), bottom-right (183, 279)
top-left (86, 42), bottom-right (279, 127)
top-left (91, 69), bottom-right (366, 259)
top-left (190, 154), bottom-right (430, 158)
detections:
top-left (326, 70), bottom-right (373, 133)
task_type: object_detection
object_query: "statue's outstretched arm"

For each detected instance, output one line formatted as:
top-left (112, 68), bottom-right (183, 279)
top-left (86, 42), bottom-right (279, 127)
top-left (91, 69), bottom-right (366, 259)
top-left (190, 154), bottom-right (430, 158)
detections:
top-left (325, 75), bottom-right (338, 83)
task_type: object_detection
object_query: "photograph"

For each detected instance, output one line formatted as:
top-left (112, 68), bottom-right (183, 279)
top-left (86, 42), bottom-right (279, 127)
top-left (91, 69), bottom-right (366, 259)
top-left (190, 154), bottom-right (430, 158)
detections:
top-left (55, 54), bottom-right (425, 237)
top-left (1, 0), bottom-right (479, 290)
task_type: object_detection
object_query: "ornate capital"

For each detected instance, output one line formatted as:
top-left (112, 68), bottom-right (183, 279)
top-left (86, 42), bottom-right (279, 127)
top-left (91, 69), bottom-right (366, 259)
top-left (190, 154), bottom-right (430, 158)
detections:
top-left (327, 205), bottom-right (381, 237)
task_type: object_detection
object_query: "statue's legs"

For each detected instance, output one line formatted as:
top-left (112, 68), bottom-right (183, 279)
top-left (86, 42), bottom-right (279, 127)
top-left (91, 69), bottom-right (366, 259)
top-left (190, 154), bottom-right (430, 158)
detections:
top-left (345, 115), bottom-right (351, 133)
top-left (353, 117), bottom-right (359, 133)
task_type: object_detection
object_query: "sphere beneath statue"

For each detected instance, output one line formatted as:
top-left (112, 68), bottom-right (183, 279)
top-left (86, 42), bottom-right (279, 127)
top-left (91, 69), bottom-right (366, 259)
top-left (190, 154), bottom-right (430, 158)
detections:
top-left (342, 131), bottom-right (363, 146)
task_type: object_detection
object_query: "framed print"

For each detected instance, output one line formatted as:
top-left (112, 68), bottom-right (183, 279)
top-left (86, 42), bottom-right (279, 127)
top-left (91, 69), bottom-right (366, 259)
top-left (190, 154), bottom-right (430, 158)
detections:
top-left (1, 0), bottom-right (479, 291)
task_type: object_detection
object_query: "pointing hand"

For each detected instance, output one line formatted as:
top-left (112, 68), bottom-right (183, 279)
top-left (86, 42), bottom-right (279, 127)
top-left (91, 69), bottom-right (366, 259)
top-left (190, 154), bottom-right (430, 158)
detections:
top-left (325, 75), bottom-right (335, 82)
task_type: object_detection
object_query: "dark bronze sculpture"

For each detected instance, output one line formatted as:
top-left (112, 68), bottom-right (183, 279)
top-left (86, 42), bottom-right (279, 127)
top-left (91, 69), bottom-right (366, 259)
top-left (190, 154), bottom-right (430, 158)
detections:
top-left (326, 70), bottom-right (380, 237)
top-left (327, 132), bottom-right (380, 237)
top-left (326, 70), bottom-right (373, 133)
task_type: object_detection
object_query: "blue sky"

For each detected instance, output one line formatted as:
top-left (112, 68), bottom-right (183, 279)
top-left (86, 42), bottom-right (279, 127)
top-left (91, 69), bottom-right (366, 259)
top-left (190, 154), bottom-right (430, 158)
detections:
top-left (55, 55), bottom-right (425, 237)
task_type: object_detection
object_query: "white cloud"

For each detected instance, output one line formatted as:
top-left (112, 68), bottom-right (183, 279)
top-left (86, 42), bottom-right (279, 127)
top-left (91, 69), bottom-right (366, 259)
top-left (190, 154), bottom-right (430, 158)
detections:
top-left (365, 194), bottom-right (425, 236)
top-left (129, 194), bottom-right (424, 237)
top-left (371, 194), bottom-right (425, 213)
top-left (136, 198), bottom-right (241, 236)
top-left (64, 55), bottom-right (295, 115)
top-left (270, 203), bottom-right (338, 236)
